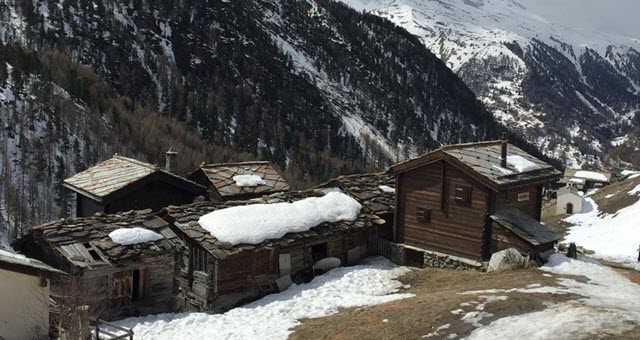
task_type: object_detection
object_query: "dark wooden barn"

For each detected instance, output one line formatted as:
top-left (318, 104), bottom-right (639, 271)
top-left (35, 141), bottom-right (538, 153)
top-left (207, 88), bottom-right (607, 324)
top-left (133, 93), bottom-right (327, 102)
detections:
top-left (188, 161), bottom-right (290, 202)
top-left (387, 139), bottom-right (562, 263)
top-left (64, 155), bottom-right (206, 217)
top-left (158, 190), bottom-right (385, 312)
top-left (13, 210), bottom-right (184, 320)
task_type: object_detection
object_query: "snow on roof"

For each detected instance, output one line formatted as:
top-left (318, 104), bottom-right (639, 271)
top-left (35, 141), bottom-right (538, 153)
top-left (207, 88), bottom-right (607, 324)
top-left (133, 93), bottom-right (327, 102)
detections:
top-left (0, 249), bottom-right (31, 263)
top-left (574, 170), bottom-right (609, 182)
top-left (198, 192), bottom-right (362, 245)
top-left (0, 249), bottom-right (65, 274)
top-left (233, 174), bottom-right (266, 187)
top-left (629, 184), bottom-right (640, 196)
top-left (109, 227), bottom-right (164, 245)
top-left (506, 155), bottom-right (540, 173)
top-left (378, 185), bottom-right (395, 193)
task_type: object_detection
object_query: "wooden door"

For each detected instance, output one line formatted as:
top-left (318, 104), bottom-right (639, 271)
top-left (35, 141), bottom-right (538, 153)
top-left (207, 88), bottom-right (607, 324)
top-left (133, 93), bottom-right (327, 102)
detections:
top-left (566, 203), bottom-right (573, 214)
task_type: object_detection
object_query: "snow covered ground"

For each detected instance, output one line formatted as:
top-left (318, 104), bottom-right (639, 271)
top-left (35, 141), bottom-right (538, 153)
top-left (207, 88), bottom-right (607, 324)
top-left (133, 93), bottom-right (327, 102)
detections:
top-left (114, 257), bottom-right (413, 340)
top-left (463, 254), bottom-right (640, 339)
top-left (563, 195), bottom-right (640, 270)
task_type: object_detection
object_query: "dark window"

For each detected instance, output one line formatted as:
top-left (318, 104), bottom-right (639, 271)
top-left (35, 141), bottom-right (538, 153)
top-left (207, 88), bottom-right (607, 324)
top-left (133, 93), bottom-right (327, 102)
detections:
top-left (416, 208), bottom-right (431, 224)
top-left (311, 243), bottom-right (328, 262)
top-left (191, 246), bottom-right (210, 273)
top-left (455, 185), bottom-right (472, 206)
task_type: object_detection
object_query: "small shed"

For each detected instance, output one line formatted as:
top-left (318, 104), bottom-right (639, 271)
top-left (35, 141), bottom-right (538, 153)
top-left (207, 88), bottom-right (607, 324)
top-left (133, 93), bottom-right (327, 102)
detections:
top-left (490, 209), bottom-right (560, 256)
top-left (64, 155), bottom-right (206, 217)
top-left (188, 161), bottom-right (290, 202)
top-left (158, 190), bottom-right (385, 312)
top-left (0, 248), bottom-right (65, 339)
top-left (14, 210), bottom-right (183, 320)
top-left (556, 185), bottom-right (584, 215)
top-left (560, 169), bottom-right (611, 190)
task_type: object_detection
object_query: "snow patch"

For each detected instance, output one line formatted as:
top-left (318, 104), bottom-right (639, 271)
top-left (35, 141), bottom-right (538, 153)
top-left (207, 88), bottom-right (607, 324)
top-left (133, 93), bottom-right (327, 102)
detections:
top-left (507, 155), bottom-right (540, 173)
top-left (108, 228), bottom-right (163, 245)
top-left (378, 185), bottom-right (395, 193)
top-left (198, 192), bottom-right (362, 245)
top-left (114, 257), bottom-right (413, 340)
top-left (233, 175), bottom-right (266, 187)
top-left (574, 171), bottom-right (608, 182)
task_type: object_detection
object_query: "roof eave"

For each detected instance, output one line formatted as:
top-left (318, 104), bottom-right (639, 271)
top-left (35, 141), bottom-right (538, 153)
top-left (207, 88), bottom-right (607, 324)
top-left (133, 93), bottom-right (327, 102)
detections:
top-left (62, 182), bottom-right (105, 203)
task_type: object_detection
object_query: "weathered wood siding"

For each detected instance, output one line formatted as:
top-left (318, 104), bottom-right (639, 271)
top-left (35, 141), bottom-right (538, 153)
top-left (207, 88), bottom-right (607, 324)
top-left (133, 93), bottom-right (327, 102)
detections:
top-left (491, 222), bottom-right (554, 256)
top-left (108, 181), bottom-right (198, 214)
top-left (494, 184), bottom-right (543, 221)
top-left (397, 161), bottom-right (488, 260)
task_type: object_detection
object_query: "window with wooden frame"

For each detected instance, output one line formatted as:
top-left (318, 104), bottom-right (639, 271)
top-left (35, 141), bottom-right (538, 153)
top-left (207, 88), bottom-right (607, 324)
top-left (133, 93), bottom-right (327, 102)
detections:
top-left (416, 208), bottom-right (432, 224)
top-left (252, 249), bottom-right (273, 276)
top-left (454, 185), bottom-right (472, 206)
top-left (190, 246), bottom-right (210, 273)
top-left (517, 192), bottom-right (530, 202)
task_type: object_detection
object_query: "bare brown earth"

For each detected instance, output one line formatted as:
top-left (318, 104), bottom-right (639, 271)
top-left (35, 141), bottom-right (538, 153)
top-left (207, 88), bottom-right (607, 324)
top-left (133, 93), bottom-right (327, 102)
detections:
top-left (291, 268), bottom-right (578, 340)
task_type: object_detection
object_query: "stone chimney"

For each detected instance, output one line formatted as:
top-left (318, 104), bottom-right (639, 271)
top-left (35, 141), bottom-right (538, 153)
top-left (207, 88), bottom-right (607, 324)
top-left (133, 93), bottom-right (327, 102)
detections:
top-left (165, 148), bottom-right (178, 174)
top-left (500, 133), bottom-right (508, 168)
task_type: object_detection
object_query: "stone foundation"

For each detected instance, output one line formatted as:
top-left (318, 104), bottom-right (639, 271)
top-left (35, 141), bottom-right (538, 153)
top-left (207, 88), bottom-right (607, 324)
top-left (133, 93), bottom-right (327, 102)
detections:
top-left (380, 240), bottom-right (486, 271)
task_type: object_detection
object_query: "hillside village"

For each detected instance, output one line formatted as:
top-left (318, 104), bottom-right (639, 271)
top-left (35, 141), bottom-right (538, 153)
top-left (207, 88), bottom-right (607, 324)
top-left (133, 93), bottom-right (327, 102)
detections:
top-left (1, 137), bottom-right (640, 339)
top-left (1, 0), bottom-right (640, 339)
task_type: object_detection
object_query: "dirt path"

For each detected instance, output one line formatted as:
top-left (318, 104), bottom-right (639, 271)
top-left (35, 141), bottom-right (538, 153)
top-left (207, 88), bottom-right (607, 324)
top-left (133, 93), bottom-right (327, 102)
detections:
top-left (291, 268), bottom-right (575, 340)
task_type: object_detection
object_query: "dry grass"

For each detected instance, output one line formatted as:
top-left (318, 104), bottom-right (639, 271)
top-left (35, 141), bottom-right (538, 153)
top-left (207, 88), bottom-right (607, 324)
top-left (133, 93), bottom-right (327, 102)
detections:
top-left (291, 268), bottom-right (576, 340)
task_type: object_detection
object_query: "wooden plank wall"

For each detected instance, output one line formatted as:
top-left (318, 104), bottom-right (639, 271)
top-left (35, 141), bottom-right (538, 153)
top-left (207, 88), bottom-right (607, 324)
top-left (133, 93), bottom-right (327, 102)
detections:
top-left (397, 161), bottom-right (487, 260)
top-left (494, 184), bottom-right (542, 220)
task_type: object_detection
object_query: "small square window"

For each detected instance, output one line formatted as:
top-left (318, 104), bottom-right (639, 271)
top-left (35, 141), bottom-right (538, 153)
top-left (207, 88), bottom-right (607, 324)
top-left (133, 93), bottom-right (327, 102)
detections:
top-left (517, 192), bottom-right (530, 202)
top-left (455, 185), bottom-right (472, 206)
top-left (416, 208), bottom-right (431, 224)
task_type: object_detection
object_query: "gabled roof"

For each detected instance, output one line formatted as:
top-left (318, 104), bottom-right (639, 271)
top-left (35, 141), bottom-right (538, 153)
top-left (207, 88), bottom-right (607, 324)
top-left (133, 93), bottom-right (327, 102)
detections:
top-left (15, 210), bottom-right (182, 269)
top-left (64, 155), bottom-right (205, 202)
top-left (491, 209), bottom-right (561, 246)
top-left (189, 161), bottom-right (290, 198)
top-left (0, 248), bottom-right (66, 276)
top-left (316, 173), bottom-right (396, 215)
top-left (158, 191), bottom-right (385, 259)
top-left (387, 141), bottom-right (561, 191)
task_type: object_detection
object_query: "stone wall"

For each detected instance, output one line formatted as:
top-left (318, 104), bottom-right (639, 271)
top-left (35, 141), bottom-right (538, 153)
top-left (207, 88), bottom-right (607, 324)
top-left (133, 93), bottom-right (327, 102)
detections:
top-left (378, 240), bottom-right (487, 271)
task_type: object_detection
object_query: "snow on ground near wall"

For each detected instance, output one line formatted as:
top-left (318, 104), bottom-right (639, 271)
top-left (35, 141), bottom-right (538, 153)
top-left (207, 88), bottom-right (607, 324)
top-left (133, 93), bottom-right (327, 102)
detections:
top-left (108, 228), bottom-right (163, 245)
top-left (198, 192), bottom-right (362, 245)
top-left (465, 254), bottom-right (640, 339)
top-left (233, 175), bottom-right (266, 187)
top-left (506, 155), bottom-right (540, 172)
top-left (114, 257), bottom-right (413, 340)
top-left (574, 170), bottom-right (608, 182)
top-left (563, 197), bottom-right (640, 270)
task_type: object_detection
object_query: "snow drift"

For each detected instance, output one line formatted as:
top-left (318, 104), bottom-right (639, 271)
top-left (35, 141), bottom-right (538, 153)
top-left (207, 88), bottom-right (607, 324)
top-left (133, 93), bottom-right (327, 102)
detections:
top-left (198, 192), bottom-right (362, 245)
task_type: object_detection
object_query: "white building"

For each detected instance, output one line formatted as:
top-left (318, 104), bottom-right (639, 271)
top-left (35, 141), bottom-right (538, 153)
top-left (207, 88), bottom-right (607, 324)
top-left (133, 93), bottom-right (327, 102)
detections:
top-left (556, 184), bottom-right (584, 215)
top-left (0, 248), bottom-right (64, 339)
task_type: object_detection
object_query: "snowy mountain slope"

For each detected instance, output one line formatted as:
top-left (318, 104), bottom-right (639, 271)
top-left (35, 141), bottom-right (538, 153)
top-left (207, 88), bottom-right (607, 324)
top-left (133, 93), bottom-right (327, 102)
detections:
top-left (340, 0), bottom-right (640, 168)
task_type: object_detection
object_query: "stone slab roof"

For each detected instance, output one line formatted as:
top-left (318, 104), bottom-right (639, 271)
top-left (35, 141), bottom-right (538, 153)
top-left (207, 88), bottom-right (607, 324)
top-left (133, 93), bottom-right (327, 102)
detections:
top-left (316, 173), bottom-right (395, 216)
top-left (491, 209), bottom-right (561, 246)
top-left (388, 141), bottom-right (561, 191)
top-left (189, 161), bottom-right (290, 198)
top-left (64, 155), bottom-right (205, 202)
top-left (562, 169), bottom-right (612, 183)
top-left (16, 210), bottom-right (182, 269)
top-left (159, 191), bottom-right (385, 259)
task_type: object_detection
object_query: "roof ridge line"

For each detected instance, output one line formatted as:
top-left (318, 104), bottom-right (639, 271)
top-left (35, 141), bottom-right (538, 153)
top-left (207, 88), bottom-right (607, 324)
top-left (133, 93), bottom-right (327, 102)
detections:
top-left (200, 161), bottom-right (272, 168)
top-left (441, 140), bottom-right (503, 151)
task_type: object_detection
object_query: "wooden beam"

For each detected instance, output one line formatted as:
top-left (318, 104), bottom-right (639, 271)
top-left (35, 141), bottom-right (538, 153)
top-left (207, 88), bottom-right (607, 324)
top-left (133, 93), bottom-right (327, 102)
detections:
top-left (440, 160), bottom-right (446, 211)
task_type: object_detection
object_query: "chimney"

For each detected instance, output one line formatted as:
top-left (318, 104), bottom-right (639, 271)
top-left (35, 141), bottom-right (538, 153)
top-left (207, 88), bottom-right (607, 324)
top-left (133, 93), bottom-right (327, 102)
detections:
top-left (500, 133), bottom-right (508, 168)
top-left (165, 148), bottom-right (178, 174)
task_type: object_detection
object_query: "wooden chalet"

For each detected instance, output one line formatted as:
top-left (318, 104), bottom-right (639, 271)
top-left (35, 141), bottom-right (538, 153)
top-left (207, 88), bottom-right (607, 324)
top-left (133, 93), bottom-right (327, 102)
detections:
top-left (158, 190), bottom-right (385, 312)
top-left (64, 154), bottom-right (206, 217)
top-left (188, 161), bottom-right (290, 202)
top-left (387, 139), bottom-right (562, 263)
top-left (14, 210), bottom-right (183, 320)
